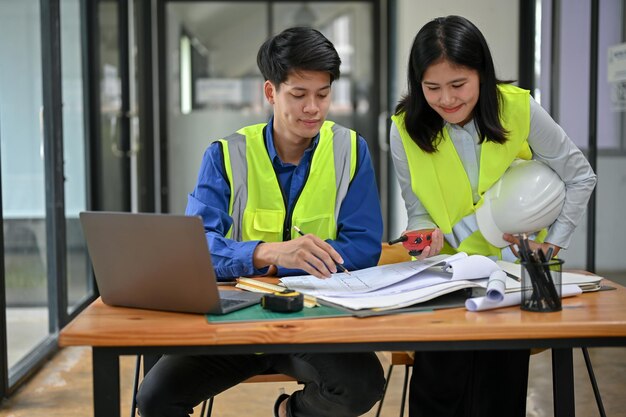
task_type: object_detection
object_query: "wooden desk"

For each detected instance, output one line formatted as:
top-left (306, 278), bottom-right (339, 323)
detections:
top-left (59, 281), bottom-right (626, 417)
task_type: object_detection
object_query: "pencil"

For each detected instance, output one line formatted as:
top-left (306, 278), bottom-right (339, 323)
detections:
top-left (293, 225), bottom-right (352, 275)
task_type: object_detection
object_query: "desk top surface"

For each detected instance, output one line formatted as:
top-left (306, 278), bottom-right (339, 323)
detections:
top-left (59, 280), bottom-right (626, 349)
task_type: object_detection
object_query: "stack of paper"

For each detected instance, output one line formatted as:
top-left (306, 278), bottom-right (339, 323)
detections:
top-left (496, 261), bottom-right (603, 292)
top-left (276, 255), bottom-right (600, 313)
top-left (279, 253), bottom-right (500, 311)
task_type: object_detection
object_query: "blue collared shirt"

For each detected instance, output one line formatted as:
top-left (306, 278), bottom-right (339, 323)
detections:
top-left (186, 117), bottom-right (383, 280)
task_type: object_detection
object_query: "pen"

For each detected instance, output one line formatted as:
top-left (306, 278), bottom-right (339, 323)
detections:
top-left (293, 225), bottom-right (352, 275)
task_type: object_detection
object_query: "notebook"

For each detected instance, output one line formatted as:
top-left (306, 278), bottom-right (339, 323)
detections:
top-left (79, 211), bottom-right (262, 314)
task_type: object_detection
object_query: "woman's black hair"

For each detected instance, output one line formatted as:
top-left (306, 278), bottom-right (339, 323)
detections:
top-left (395, 15), bottom-right (510, 153)
top-left (257, 27), bottom-right (341, 88)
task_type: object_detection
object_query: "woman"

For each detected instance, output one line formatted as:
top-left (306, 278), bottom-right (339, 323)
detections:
top-left (390, 15), bottom-right (596, 417)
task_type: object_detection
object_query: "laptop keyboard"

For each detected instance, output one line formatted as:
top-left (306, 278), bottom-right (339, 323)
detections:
top-left (220, 298), bottom-right (249, 309)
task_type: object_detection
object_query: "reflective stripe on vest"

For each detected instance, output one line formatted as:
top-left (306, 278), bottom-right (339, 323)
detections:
top-left (219, 131), bottom-right (247, 242)
top-left (393, 84), bottom-right (533, 259)
top-left (220, 121), bottom-right (356, 242)
top-left (444, 212), bottom-right (479, 249)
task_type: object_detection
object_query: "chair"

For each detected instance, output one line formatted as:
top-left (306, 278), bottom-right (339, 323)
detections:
top-left (375, 349), bottom-right (607, 417)
top-left (374, 244), bottom-right (607, 417)
top-left (200, 373), bottom-right (298, 417)
top-left (375, 351), bottom-right (413, 417)
top-left (373, 245), bottom-right (412, 416)
top-left (378, 241), bottom-right (412, 266)
top-left (130, 355), bottom-right (297, 417)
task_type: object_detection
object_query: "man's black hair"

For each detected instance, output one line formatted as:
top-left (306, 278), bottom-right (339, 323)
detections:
top-left (257, 27), bottom-right (341, 87)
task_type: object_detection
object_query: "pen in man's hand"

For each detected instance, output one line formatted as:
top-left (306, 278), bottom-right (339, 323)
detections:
top-left (293, 225), bottom-right (352, 275)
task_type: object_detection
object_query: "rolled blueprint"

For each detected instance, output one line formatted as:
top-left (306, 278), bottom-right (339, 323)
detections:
top-left (485, 269), bottom-right (507, 302)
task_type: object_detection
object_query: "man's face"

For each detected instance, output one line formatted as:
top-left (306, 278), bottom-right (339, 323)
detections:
top-left (265, 70), bottom-right (332, 144)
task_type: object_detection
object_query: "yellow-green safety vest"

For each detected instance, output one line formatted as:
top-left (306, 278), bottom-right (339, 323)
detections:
top-left (219, 121), bottom-right (357, 243)
top-left (392, 84), bottom-right (539, 258)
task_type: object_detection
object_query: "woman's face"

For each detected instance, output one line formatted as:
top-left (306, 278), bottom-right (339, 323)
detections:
top-left (421, 59), bottom-right (480, 126)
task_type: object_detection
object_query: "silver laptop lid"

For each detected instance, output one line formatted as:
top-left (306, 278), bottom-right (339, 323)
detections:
top-left (80, 211), bottom-right (226, 314)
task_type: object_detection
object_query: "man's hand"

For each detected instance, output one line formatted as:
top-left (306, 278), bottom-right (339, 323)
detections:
top-left (503, 233), bottom-right (561, 258)
top-left (407, 228), bottom-right (444, 261)
top-left (253, 234), bottom-right (344, 279)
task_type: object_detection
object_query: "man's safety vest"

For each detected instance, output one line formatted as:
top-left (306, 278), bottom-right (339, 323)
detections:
top-left (392, 84), bottom-right (536, 258)
top-left (219, 121), bottom-right (357, 243)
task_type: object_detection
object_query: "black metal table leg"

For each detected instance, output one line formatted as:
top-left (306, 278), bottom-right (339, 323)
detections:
top-left (552, 348), bottom-right (575, 417)
top-left (93, 348), bottom-right (121, 417)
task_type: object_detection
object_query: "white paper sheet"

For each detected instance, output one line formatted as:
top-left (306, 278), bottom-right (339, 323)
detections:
top-left (326, 269), bottom-right (452, 298)
top-left (279, 252), bottom-right (516, 311)
top-left (279, 253), bottom-right (467, 297)
top-left (321, 280), bottom-right (483, 310)
top-left (496, 261), bottom-right (604, 292)
top-left (445, 255), bottom-right (499, 280)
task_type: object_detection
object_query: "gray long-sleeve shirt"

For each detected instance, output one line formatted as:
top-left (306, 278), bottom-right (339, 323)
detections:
top-left (390, 97), bottom-right (597, 249)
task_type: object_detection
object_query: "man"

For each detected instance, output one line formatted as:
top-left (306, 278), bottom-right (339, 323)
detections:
top-left (137, 27), bottom-right (384, 417)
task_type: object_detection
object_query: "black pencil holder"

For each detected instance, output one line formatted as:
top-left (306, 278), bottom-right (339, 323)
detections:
top-left (521, 258), bottom-right (563, 312)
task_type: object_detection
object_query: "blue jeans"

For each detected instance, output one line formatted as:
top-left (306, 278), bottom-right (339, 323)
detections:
top-left (137, 352), bottom-right (384, 417)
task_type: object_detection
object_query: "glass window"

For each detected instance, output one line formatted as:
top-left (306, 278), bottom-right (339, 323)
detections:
top-left (542, 0), bottom-right (625, 152)
top-left (0, 0), bottom-right (50, 369)
top-left (166, 2), bottom-right (376, 214)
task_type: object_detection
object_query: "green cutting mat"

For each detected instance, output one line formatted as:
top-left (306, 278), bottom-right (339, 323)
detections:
top-left (205, 303), bottom-right (351, 324)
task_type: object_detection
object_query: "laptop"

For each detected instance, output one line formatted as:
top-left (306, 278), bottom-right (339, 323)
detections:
top-left (79, 211), bottom-right (262, 314)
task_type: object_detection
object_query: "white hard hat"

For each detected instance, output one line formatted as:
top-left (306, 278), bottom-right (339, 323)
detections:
top-left (476, 159), bottom-right (565, 248)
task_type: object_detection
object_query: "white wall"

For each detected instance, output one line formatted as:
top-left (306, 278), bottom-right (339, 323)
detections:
top-left (389, 0), bottom-right (520, 237)
top-left (590, 157), bottom-right (626, 271)
top-left (389, 1), bottom-right (626, 273)
top-left (394, 0), bottom-right (520, 97)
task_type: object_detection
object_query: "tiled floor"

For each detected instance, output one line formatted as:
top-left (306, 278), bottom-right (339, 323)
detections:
top-left (0, 345), bottom-right (625, 416)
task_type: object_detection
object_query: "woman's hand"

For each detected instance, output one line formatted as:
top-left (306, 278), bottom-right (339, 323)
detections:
top-left (406, 228), bottom-right (444, 260)
top-left (502, 233), bottom-right (561, 259)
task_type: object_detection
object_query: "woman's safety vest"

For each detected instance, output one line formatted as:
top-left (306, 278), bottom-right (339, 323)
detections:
top-left (219, 121), bottom-right (357, 243)
top-left (392, 84), bottom-right (535, 258)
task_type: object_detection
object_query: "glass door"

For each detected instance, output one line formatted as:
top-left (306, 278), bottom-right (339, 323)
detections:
top-left (0, 0), bottom-right (93, 393)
